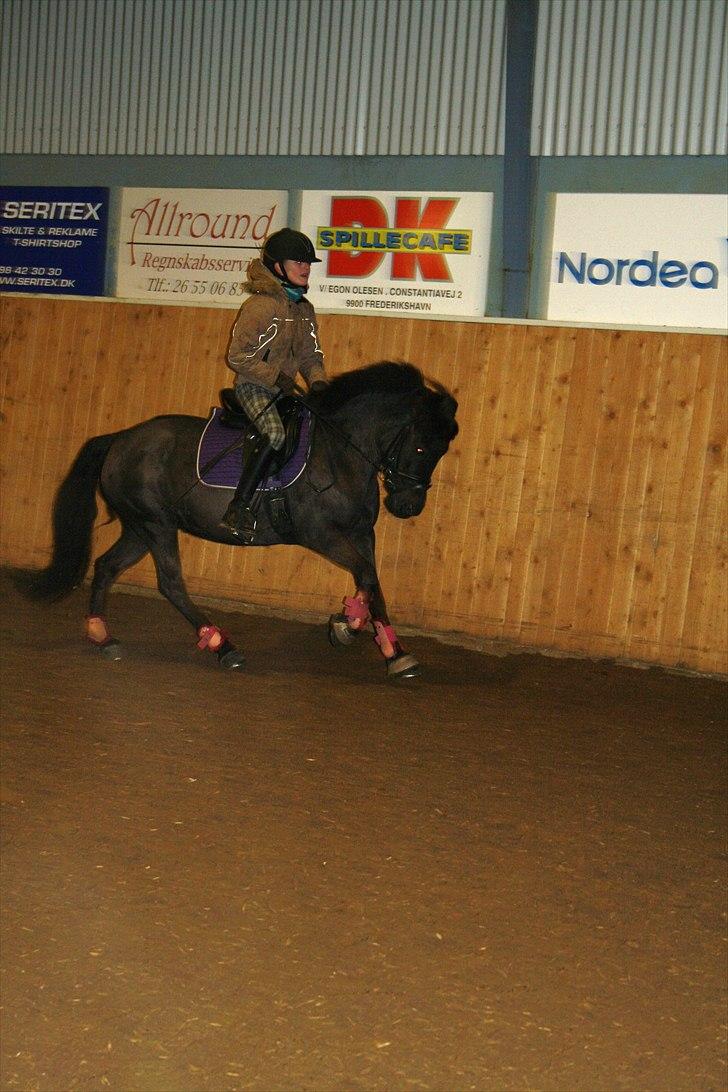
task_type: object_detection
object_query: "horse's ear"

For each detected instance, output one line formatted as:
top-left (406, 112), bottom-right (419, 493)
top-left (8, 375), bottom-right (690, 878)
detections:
top-left (440, 392), bottom-right (458, 420)
top-left (428, 380), bottom-right (458, 420)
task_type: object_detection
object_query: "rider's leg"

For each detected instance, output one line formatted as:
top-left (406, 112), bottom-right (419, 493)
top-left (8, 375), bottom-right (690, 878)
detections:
top-left (220, 431), bottom-right (277, 538)
top-left (220, 383), bottom-right (285, 541)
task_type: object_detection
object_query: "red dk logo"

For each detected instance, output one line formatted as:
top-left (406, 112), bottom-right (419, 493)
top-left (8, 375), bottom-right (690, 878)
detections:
top-left (327, 197), bottom-right (459, 280)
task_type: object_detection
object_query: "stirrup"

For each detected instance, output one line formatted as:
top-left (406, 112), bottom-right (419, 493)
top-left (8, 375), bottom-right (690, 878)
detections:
top-left (220, 505), bottom-right (257, 542)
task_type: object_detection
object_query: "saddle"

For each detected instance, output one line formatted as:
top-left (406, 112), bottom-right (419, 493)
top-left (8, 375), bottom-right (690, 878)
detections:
top-left (219, 387), bottom-right (304, 469)
top-left (197, 391), bottom-right (314, 539)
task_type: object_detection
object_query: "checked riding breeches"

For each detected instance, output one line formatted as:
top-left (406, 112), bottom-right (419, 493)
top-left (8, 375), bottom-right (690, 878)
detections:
top-left (233, 381), bottom-right (286, 451)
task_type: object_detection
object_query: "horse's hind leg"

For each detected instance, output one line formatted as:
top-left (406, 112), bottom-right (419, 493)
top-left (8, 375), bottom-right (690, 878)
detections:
top-left (146, 525), bottom-right (245, 669)
top-left (86, 525), bottom-right (149, 658)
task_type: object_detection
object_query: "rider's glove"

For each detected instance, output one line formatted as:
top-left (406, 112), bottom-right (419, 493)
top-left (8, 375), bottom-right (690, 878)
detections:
top-left (276, 372), bottom-right (296, 395)
top-left (309, 380), bottom-right (328, 394)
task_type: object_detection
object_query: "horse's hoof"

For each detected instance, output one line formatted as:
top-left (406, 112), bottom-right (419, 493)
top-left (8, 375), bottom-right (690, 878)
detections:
top-left (218, 647), bottom-right (246, 670)
top-left (328, 613), bottom-right (358, 647)
top-left (386, 652), bottom-right (420, 679)
top-left (99, 639), bottom-right (123, 661)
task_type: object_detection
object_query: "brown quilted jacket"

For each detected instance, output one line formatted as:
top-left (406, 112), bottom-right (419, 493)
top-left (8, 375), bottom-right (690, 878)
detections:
top-left (227, 259), bottom-right (326, 389)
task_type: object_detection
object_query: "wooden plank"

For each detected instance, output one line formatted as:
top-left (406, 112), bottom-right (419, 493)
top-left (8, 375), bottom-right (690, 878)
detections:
top-left (602, 332), bottom-right (657, 652)
top-left (540, 326), bottom-right (604, 651)
top-left (445, 321), bottom-right (499, 631)
top-left (517, 326), bottom-right (578, 647)
top-left (641, 333), bottom-right (702, 659)
top-left (654, 336), bottom-right (718, 661)
top-left (627, 333), bottom-right (690, 662)
top-left (480, 322), bottom-right (537, 637)
top-left (426, 320), bottom-right (484, 630)
top-left (392, 317), bottom-right (464, 625)
top-left (460, 323), bottom-right (518, 636)
top-left (501, 325), bottom-right (561, 642)
top-left (1, 298), bottom-right (39, 561)
top-left (676, 337), bottom-right (728, 671)
top-left (568, 328), bottom-right (636, 657)
top-left (36, 301), bottom-right (83, 562)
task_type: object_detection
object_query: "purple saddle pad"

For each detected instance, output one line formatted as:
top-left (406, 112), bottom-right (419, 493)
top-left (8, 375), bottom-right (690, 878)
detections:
top-left (196, 407), bottom-right (312, 491)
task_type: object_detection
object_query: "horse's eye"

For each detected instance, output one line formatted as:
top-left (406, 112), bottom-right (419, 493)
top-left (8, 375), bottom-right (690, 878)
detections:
top-left (416, 447), bottom-right (425, 455)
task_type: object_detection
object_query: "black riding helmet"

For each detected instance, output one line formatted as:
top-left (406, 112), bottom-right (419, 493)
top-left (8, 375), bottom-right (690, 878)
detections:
top-left (262, 228), bottom-right (321, 283)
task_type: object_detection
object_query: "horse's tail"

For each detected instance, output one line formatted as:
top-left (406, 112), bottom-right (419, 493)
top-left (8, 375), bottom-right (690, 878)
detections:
top-left (22, 432), bottom-right (120, 601)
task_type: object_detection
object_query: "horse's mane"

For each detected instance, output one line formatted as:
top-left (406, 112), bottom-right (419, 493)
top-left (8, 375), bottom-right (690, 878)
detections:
top-left (314, 361), bottom-right (427, 410)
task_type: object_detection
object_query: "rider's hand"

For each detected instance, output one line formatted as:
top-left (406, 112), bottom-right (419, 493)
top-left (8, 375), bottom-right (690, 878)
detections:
top-left (309, 380), bottom-right (328, 394)
top-left (276, 372), bottom-right (296, 395)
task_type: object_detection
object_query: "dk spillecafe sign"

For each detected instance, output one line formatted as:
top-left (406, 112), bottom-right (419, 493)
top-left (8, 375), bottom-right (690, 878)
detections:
top-left (301, 191), bottom-right (492, 318)
top-left (0, 186), bottom-right (109, 296)
top-left (115, 188), bottom-right (287, 305)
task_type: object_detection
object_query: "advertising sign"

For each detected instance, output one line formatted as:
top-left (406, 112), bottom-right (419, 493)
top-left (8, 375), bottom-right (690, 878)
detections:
top-left (115, 188), bottom-right (288, 305)
top-left (0, 186), bottom-right (109, 296)
top-left (546, 194), bottom-right (728, 330)
top-left (300, 191), bottom-right (492, 318)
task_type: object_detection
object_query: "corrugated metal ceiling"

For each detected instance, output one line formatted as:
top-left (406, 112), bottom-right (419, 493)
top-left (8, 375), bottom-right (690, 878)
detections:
top-left (1, 0), bottom-right (725, 157)
top-left (0, 0), bottom-right (506, 156)
top-left (532, 0), bottom-right (728, 156)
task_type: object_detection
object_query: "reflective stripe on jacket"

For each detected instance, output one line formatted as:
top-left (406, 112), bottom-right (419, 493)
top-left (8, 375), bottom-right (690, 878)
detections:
top-left (227, 259), bottom-right (325, 390)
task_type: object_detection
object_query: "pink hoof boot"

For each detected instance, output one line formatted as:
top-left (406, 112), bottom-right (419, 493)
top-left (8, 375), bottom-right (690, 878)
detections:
top-left (85, 616), bottom-right (122, 660)
top-left (374, 622), bottom-right (420, 679)
top-left (343, 595), bottom-right (371, 630)
top-left (197, 624), bottom-right (225, 651)
top-left (197, 625), bottom-right (245, 670)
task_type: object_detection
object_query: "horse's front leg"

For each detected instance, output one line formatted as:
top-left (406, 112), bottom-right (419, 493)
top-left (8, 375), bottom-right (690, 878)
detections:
top-left (359, 581), bottom-right (421, 680)
top-left (321, 530), bottom-right (420, 679)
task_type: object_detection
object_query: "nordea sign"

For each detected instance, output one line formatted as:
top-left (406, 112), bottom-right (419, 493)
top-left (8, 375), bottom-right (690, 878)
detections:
top-left (546, 194), bottom-right (727, 330)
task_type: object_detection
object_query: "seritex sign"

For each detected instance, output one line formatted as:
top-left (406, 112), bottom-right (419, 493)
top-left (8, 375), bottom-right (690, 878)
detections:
top-left (547, 194), bottom-right (728, 330)
top-left (0, 186), bottom-right (109, 296)
top-left (115, 188), bottom-right (288, 305)
top-left (301, 191), bottom-right (492, 317)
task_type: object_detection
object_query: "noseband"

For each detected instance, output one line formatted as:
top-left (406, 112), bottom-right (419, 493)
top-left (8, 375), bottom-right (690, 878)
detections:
top-left (380, 422), bottom-right (431, 496)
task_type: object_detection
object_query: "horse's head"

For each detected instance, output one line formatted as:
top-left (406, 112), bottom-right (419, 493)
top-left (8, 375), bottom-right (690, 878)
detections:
top-left (313, 361), bottom-right (459, 518)
top-left (381, 385), bottom-right (459, 519)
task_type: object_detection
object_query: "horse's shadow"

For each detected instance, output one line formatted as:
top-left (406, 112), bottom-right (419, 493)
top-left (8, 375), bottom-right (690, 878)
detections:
top-left (4, 566), bottom-right (521, 691)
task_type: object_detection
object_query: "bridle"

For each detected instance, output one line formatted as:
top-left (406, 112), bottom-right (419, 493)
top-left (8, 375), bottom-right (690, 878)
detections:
top-left (307, 389), bottom-right (434, 496)
top-left (294, 388), bottom-right (433, 496)
top-left (379, 420), bottom-right (432, 496)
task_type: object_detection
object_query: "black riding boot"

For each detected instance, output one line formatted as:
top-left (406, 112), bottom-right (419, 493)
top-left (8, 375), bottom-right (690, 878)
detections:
top-left (220, 432), bottom-right (277, 542)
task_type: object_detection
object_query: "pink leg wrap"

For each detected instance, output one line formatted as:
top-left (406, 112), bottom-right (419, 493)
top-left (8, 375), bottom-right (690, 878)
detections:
top-left (374, 621), bottom-right (399, 659)
top-left (86, 615), bottom-right (111, 646)
top-left (343, 594), bottom-right (371, 630)
top-left (197, 624), bottom-right (225, 651)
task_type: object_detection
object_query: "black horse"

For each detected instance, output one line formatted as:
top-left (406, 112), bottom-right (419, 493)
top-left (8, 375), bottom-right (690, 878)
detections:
top-left (25, 361), bottom-right (458, 678)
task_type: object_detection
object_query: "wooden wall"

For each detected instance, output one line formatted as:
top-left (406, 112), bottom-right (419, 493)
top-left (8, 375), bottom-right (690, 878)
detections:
top-left (1, 295), bottom-right (726, 675)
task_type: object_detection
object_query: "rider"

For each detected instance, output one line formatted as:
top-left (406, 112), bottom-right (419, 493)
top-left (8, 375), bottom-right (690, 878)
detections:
top-left (220, 228), bottom-right (328, 540)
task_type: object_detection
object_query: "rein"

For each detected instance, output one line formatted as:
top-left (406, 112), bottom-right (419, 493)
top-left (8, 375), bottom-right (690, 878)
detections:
top-left (292, 384), bottom-right (430, 494)
top-left (178, 383), bottom-right (429, 506)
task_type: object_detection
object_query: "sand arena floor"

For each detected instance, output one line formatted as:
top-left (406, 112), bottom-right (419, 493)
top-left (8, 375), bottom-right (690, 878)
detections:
top-left (1, 571), bottom-right (726, 1092)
